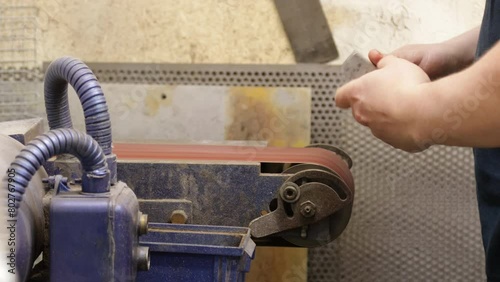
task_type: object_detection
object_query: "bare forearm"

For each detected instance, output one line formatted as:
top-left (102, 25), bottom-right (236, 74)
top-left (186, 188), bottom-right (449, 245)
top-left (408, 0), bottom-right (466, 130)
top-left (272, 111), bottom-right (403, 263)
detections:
top-left (442, 26), bottom-right (480, 67)
top-left (418, 41), bottom-right (500, 148)
top-left (383, 27), bottom-right (481, 80)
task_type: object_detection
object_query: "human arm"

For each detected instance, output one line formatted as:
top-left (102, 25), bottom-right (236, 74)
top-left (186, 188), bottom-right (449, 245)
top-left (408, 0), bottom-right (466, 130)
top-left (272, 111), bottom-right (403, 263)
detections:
top-left (369, 27), bottom-right (480, 80)
top-left (335, 41), bottom-right (500, 152)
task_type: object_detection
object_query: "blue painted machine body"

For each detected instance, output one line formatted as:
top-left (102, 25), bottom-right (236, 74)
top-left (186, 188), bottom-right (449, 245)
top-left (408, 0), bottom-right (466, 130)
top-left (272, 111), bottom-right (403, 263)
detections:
top-left (138, 223), bottom-right (255, 282)
top-left (49, 182), bottom-right (141, 282)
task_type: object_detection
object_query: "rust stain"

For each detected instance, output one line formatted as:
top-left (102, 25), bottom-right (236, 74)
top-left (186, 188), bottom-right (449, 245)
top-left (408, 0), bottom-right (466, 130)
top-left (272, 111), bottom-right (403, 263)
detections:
top-left (143, 85), bottom-right (175, 116)
top-left (225, 86), bottom-right (310, 282)
top-left (225, 87), bottom-right (310, 148)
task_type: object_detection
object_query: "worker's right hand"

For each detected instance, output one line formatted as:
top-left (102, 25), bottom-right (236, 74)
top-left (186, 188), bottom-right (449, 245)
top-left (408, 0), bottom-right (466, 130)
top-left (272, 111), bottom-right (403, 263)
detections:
top-left (368, 43), bottom-right (469, 80)
top-left (336, 55), bottom-right (431, 152)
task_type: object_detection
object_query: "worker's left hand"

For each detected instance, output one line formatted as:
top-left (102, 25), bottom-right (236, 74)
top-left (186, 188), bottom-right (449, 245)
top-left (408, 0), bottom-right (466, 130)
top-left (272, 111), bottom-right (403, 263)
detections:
top-left (335, 54), bottom-right (431, 152)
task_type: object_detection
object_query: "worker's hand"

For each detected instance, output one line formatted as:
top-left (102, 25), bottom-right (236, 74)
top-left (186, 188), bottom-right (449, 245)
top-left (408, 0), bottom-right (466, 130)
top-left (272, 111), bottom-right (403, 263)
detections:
top-left (369, 43), bottom-right (468, 80)
top-left (336, 55), bottom-right (431, 152)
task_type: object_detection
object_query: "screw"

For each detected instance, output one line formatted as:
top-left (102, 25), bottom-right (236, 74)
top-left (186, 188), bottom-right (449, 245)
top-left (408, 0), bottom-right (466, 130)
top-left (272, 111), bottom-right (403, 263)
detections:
top-left (280, 183), bottom-right (300, 203)
top-left (170, 210), bottom-right (188, 224)
top-left (300, 201), bottom-right (316, 218)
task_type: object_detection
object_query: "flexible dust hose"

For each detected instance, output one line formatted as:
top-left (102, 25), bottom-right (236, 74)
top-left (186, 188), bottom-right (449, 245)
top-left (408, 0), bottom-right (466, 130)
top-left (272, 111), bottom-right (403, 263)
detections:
top-left (7, 128), bottom-right (109, 213)
top-left (44, 57), bottom-right (112, 155)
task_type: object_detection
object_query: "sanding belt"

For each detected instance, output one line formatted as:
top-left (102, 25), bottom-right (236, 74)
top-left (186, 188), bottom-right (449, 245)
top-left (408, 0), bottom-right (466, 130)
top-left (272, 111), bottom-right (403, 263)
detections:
top-left (113, 143), bottom-right (354, 191)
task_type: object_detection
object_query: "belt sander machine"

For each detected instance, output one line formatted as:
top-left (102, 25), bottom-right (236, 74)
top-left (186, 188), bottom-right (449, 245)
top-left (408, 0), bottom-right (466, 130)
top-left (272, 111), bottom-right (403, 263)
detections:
top-left (0, 57), bottom-right (354, 282)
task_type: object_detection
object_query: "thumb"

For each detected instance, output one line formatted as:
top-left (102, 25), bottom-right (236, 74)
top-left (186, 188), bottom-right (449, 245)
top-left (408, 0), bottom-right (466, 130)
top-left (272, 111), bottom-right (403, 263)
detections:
top-left (368, 49), bottom-right (384, 66)
top-left (335, 81), bottom-right (357, 109)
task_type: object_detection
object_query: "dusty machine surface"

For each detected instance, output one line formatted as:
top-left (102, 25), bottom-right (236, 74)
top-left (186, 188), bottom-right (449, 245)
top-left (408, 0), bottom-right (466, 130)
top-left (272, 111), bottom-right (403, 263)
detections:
top-left (0, 57), bottom-right (355, 281)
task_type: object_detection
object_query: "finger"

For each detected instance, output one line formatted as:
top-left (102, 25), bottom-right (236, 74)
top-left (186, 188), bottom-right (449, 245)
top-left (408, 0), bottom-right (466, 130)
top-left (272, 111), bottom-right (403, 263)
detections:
top-left (376, 55), bottom-right (400, 68)
top-left (368, 49), bottom-right (384, 66)
top-left (391, 48), bottom-right (408, 60)
top-left (391, 47), bottom-right (421, 65)
top-left (334, 82), bottom-right (357, 109)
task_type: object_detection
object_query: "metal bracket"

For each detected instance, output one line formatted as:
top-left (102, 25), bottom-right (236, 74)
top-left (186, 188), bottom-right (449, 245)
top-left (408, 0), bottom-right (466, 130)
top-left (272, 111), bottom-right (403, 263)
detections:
top-left (249, 169), bottom-right (352, 239)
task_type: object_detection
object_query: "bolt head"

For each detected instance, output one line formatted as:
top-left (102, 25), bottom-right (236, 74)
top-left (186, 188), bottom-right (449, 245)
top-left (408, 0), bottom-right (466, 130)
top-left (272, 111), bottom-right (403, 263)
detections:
top-left (284, 186), bottom-right (298, 199)
top-left (170, 210), bottom-right (188, 224)
top-left (300, 201), bottom-right (316, 217)
top-left (280, 183), bottom-right (300, 203)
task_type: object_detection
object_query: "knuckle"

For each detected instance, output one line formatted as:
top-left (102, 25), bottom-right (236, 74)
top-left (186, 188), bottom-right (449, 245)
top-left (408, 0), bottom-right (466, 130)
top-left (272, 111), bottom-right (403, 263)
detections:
top-left (352, 109), bottom-right (369, 126)
top-left (335, 80), bottom-right (364, 107)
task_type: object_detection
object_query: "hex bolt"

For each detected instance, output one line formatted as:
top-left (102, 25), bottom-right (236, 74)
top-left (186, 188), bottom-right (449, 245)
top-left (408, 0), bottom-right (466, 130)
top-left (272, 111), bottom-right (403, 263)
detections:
top-left (170, 210), bottom-right (188, 224)
top-left (280, 183), bottom-right (300, 203)
top-left (300, 201), bottom-right (317, 218)
top-left (138, 212), bottom-right (149, 235)
top-left (137, 246), bottom-right (150, 271)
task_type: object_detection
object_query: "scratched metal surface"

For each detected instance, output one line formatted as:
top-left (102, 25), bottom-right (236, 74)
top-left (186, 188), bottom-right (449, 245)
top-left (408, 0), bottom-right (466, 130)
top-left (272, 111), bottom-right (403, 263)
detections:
top-left (117, 161), bottom-right (287, 227)
top-left (43, 62), bottom-right (485, 281)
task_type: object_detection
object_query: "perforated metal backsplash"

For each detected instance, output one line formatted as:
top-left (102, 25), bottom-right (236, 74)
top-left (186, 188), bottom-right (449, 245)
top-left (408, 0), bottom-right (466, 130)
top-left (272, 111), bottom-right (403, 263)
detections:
top-left (0, 2), bottom-right (40, 121)
top-left (84, 62), bottom-right (485, 281)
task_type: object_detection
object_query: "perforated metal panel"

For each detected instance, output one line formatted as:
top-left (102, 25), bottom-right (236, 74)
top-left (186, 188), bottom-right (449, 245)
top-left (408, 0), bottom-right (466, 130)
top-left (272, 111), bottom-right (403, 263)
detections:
top-left (53, 62), bottom-right (486, 281)
top-left (0, 1), bottom-right (40, 121)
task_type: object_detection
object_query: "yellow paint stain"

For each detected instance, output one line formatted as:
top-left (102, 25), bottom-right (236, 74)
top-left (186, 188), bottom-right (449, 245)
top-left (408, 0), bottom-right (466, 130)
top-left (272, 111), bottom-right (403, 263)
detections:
top-left (143, 85), bottom-right (175, 116)
top-left (225, 86), bottom-right (310, 148)
top-left (272, 139), bottom-right (287, 147)
top-left (291, 140), bottom-right (309, 148)
top-left (226, 87), bottom-right (310, 282)
top-left (144, 93), bottom-right (160, 116)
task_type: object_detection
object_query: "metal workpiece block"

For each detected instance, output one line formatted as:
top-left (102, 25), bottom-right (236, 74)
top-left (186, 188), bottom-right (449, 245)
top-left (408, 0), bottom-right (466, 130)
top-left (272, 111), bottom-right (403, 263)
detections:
top-left (341, 51), bottom-right (377, 82)
top-left (0, 118), bottom-right (43, 144)
top-left (49, 181), bottom-right (148, 282)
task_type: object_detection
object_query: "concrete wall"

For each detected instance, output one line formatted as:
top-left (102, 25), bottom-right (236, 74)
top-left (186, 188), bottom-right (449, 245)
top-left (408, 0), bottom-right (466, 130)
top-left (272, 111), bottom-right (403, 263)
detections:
top-left (37, 0), bottom-right (485, 65)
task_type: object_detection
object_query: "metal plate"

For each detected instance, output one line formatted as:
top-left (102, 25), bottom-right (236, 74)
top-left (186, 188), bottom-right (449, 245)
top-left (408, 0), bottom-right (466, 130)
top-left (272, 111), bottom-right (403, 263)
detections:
top-left (82, 62), bottom-right (345, 147)
top-left (273, 0), bottom-right (338, 63)
top-left (39, 62), bottom-right (484, 281)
